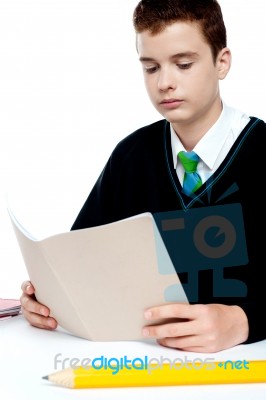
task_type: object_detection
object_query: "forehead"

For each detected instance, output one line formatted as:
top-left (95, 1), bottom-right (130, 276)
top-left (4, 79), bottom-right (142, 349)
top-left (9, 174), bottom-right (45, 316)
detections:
top-left (137, 21), bottom-right (210, 59)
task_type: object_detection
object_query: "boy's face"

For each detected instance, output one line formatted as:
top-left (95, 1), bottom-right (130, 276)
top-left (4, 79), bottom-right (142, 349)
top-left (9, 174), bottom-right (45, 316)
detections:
top-left (137, 21), bottom-right (231, 131)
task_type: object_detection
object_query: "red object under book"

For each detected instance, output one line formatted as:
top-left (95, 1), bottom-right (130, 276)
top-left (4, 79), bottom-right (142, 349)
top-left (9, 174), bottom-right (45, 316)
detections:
top-left (0, 298), bottom-right (21, 318)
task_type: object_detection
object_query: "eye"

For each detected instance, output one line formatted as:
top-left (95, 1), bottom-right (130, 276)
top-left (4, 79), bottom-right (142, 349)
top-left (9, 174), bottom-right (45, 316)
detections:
top-left (144, 65), bottom-right (159, 74)
top-left (177, 63), bottom-right (193, 70)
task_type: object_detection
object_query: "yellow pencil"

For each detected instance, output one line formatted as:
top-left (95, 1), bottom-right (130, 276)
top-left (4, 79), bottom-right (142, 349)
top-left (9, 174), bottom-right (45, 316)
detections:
top-left (43, 360), bottom-right (266, 388)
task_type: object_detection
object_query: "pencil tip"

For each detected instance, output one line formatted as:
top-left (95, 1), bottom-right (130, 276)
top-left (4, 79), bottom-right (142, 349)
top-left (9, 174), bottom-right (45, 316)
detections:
top-left (42, 375), bottom-right (48, 380)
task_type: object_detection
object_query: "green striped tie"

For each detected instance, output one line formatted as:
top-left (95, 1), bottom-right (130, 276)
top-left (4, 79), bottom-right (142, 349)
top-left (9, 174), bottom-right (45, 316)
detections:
top-left (178, 151), bottom-right (202, 197)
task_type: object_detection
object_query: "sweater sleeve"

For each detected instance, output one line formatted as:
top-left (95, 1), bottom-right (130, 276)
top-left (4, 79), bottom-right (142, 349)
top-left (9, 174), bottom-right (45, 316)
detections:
top-left (70, 155), bottom-right (118, 230)
top-left (239, 303), bottom-right (266, 344)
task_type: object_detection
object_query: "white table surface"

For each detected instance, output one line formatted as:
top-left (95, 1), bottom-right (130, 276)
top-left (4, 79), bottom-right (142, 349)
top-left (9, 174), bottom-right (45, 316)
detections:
top-left (1, 314), bottom-right (266, 400)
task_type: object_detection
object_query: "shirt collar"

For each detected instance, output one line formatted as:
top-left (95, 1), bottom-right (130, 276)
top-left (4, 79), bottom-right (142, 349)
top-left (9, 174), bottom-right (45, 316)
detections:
top-left (171, 101), bottom-right (237, 169)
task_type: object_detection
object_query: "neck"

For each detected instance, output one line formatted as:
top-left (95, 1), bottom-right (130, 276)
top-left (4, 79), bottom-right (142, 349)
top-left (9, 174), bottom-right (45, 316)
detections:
top-left (171, 97), bottom-right (223, 151)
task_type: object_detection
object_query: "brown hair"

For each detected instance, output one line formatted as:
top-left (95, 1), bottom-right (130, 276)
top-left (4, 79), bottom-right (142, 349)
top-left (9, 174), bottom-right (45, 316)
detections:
top-left (133, 0), bottom-right (227, 61)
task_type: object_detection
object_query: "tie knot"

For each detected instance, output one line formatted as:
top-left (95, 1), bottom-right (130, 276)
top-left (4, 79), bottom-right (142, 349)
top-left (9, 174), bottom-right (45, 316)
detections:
top-left (178, 151), bottom-right (199, 173)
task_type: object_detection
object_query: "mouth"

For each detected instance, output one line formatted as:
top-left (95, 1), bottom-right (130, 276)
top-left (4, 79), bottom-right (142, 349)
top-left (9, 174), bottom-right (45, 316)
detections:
top-left (159, 99), bottom-right (184, 109)
top-left (160, 98), bottom-right (183, 104)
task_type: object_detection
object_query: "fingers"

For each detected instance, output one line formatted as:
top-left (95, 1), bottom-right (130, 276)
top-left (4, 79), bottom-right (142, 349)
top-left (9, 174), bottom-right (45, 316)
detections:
top-left (142, 320), bottom-right (196, 339)
top-left (20, 290), bottom-right (48, 316)
top-left (21, 280), bottom-right (35, 295)
top-left (20, 280), bottom-right (57, 330)
top-left (144, 302), bottom-right (203, 321)
top-left (142, 303), bottom-right (198, 340)
top-left (157, 338), bottom-right (206, 353)
top-left (142, 303), bottom-right (247, 353)
top-left (22, 306), bottom-right (57, 330)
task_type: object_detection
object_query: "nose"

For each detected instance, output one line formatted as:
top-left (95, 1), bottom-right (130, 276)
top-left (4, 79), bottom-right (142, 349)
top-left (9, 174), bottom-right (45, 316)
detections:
top-left (157, 67), bottom-right (177, 91)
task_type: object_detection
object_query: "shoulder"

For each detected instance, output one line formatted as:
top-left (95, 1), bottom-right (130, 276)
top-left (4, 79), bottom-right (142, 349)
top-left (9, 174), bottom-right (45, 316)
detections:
top-left (249, 116), bottom-right (266, 128)
top-left (247, 116), bottom-right (266, 136)
top-left (101, 119), bottom-right (168, 172)
top-left (238, 116), bottom-right (266, 154)
top-left (112, 119), bottom-right (167, 156)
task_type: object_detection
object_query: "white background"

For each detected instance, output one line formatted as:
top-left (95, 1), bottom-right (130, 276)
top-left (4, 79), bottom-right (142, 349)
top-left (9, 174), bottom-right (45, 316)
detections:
top-left (0, 0), bottom-right (265, 298)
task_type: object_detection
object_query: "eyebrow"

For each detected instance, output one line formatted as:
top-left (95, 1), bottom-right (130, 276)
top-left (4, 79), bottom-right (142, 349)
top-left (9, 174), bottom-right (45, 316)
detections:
top-left (139, 52), bottom-right (199, 62)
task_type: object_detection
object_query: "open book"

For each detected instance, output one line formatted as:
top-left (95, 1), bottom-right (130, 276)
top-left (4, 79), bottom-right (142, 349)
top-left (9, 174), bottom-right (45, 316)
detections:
top-left (0, 298), bottom-right (21, 318)
top-left (8, 207), bottom-right (188, 341)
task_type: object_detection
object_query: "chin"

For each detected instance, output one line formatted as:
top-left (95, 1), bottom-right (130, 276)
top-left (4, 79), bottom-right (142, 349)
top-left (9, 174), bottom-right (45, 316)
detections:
top-left (164, 115), bottom-right (188, 125)
top-left (159, 110), bottom-right (188, 124)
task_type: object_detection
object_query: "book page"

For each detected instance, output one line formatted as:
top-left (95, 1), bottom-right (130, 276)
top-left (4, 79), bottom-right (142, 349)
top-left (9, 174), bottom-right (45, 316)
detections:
top-left (8, 207), bottom-right (188, 341)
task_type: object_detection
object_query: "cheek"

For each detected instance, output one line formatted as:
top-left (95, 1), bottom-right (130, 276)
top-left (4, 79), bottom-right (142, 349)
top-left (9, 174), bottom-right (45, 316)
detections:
top-left (144, 78), bottom-right (157, 98)
top-left (191, 72), bottom-right (217, 97)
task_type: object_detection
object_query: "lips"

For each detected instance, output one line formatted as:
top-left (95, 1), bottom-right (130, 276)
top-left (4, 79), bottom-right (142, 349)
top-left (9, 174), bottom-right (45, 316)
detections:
top-left (160, 99), bottom-right (182, 104)
top-left (159, 99), bottom-right (184, 109)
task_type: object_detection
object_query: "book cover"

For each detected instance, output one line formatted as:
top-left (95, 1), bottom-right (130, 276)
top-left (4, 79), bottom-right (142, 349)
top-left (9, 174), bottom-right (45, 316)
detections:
top-left (8, 208), bottom-right (188, 341)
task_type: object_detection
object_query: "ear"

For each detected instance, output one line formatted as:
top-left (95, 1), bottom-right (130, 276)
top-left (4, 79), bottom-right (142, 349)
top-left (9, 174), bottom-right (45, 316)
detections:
top-left (216, 47), bottom-right (232, 80)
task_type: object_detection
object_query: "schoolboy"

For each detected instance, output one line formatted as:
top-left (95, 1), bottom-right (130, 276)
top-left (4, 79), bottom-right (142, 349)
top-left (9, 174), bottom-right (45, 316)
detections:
top-left (20, 0), bottom-right (266, 352)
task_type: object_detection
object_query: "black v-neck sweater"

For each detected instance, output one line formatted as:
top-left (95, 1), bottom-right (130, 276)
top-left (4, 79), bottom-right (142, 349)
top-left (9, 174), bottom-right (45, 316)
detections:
top-left (71, 117), bottom-right (266, 345)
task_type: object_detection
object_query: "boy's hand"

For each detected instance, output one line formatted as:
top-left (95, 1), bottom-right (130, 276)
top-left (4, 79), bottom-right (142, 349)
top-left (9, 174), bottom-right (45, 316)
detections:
top-left (142, 303), bottom-right (249, 353)
top-left (20, 280), bottom-right (57, 330)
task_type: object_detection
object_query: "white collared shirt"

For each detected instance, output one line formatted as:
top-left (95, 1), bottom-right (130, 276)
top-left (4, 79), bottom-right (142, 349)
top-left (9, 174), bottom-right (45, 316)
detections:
top-left (170, 101), bottom-right (251, 185)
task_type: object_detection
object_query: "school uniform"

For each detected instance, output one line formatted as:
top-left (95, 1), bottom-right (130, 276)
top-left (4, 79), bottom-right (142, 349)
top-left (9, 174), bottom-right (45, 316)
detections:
top-left (72, 103), bottom-right (266, 344)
